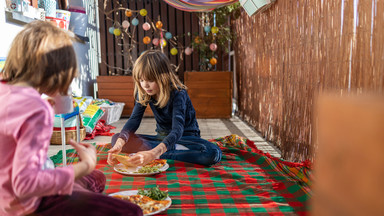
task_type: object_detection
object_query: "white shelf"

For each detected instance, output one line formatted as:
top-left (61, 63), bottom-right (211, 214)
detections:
top-left (5, 10), bottom-right (37, 24)
top-left (5, 9), bottom-right (89, 43)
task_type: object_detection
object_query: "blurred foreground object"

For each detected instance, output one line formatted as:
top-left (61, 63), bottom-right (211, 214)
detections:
top-left (312, 93), bottom-right (384, 216)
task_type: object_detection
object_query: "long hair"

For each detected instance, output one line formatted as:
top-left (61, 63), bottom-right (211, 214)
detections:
top-left (132, 50), bottom-right (186, 108)
top-left (1, 20), bottom-right (77, 95)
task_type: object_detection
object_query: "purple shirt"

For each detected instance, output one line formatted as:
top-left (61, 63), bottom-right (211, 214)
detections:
top-left (0, 82), bottom-right (74, 216)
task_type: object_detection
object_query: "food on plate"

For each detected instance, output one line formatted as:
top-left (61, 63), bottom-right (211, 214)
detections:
top-left (112, 194), bottom-right (170, 214)
top-left (113, 157), bottom-right (168, 174)
top-left (134, 159), bottom-right (167, 173)
top-left (146, 159), bottom-right (167, 167)
top-left (112, 154), bottom-right (135, 167)
top-left (138, 186), bottom-right (169, 201)
top-left (135, 166), bottom-right (161, 174)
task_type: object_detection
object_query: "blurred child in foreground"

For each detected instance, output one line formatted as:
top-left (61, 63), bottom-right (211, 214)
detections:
top-left (0, 21), bottom-right (142, 216)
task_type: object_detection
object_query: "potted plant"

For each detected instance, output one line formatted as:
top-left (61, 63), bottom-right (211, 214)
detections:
top-left (185, 3), bottom-right (240, 118)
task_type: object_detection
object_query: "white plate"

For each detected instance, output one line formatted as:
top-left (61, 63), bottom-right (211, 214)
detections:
top-left (109, 190), bottom-right (172, 216)
top-left (114, 163), bottom-right (169, 176)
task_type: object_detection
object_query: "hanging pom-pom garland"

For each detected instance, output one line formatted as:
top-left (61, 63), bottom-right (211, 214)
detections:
top-left (156, 21), bottom-right (163, 29)
top-left (108, 27), bottom-right (115, 34)
top-left (142, 22), bottom-right (151, 31)
top-left (139, 9), bottom-right (147, 16)
top-left (165, 32), bottom-right (172, 40)
top-left (122, 20), bottom-right (130, 29)
top-left (170, 47), bottom-right (178, 55)
top-left (143, 36), bottom-right (151, 44)
top-left (132, 18), bottom-right (139, 26)
top-left (210, 43), bottom-right (217, 51)
top-left (185, 47), bottom-right (193, 55)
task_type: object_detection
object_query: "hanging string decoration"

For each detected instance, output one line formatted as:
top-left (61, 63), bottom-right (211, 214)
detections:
top-left (100, 0), bottom-right (240, 74)
top-left (162, 0), bottom-right (238, 12)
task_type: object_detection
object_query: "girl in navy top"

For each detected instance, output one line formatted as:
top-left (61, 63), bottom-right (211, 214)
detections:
top-left (108, 50), bottom-right (222, 166)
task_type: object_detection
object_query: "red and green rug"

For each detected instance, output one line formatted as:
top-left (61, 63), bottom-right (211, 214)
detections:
top-left (51, 134), bottom-right (311, 215)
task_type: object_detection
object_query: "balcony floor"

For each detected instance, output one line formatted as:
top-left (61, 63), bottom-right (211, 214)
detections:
top-left (48, 116), bottom-right (281, 158)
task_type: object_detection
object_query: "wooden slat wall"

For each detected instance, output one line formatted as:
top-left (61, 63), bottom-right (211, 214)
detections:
top-left (98, 0), bottom-right (225, 79)
top-left (96, 76), bottom-right (153, 116)
top-left (233, 0), bottom-right (384, 162)
top-left (185, 71), bottom-right (232, 118)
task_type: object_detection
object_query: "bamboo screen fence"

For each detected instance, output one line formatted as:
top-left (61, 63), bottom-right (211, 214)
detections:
top-left (233, 0), bottom-right (384, 162)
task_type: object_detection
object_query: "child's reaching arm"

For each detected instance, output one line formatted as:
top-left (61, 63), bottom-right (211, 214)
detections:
top-left (118, 102), bottom-right (147, 144)
top-left (107, 102), bottom-right (146, 165)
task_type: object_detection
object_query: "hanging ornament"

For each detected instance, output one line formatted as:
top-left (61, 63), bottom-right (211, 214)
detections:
top-left (113, 29), bottom-right (121, 36)
top-left (143, 36), bottom-right (151, 44)
top-left (185, 47), bottom-right (193, 55)
top-left (108, 27), bottom-right (115, 34)
top-left (125, 9), bottom-right (132, 17)
top-left (211, 26), bottom-right (219, 34)
top-left (132, 18), bottom-right (139, 26)
top-left (194, 36), bottom-right (202, 44)
top-left (152, 38), bottom-right (160, 46)
top-left (142, 22), bottom-right (151, 31)
top-left (210, 57), bottom-right (217, 66)
top-left (160, 38), bottom-right (167, 47)
top-left (204, 26), bottom-right (211, 33)
top-left (122, 20), bottom-right (130, 29)
top-left (209, 43), bottom-right (217, 51)
top-left (156, 21), bottom-right (163, 29)
top-left (140, 9), bottom-right (147, 16)
top-left (165, 32), bottom-right (172, 40)
top-left (170, 48), bottom-right (178, 55)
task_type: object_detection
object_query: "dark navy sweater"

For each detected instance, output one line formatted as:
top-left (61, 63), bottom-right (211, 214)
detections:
top-left (118, 89), bottom-right (200, 150)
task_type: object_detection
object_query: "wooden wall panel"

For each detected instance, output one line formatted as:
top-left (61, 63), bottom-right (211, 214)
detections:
top-left (96, 76), bottom-right (153, 117)
top-left (185, 71), bottom-right (232, 118)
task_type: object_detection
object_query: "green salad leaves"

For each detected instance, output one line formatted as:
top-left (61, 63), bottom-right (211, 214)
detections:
top-left (138, 186), bottom-right (169, 201)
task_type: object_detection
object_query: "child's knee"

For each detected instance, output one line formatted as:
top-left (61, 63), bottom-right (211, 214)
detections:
top-left (200, 148), bottom-right (222, 166)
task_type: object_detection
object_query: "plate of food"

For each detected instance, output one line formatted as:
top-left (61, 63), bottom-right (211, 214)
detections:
top-left (109, 187), bottom-right (171, 216)
top-left (113, 157), bottom-right (169, 176)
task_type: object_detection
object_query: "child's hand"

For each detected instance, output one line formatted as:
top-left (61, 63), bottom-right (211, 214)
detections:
top-left (107, 138), bottom-right (125, 166)
top-left (128, 143), bottom-right (167, 166)
top-left (127, 151), bottom-right (156, 166)
top-left (69, 140), bottom-right (96, 177)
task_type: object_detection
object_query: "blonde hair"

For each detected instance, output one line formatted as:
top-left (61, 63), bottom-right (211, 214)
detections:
top-left (132, 50), bottom-right (186, 108)
top-left (1, 20), bottom-right (77, 95)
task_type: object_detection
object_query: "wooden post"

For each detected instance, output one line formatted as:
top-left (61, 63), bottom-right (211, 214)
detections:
top-left (312, 93), bottom-right (384, 216)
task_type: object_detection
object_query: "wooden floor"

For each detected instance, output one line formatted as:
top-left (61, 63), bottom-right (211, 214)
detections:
top-left (48, 116), bottom-right (281, 158)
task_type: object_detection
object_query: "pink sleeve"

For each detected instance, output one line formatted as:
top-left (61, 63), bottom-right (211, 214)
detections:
top-left (11, 106), bottom-right (74, 198)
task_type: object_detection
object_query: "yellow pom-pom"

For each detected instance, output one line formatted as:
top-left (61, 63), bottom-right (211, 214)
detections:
top-left (113, 29), bottom-right (121, 36)
top-left (211, 26), bottom-right (219, 34)
top-left (170, 48), bottom-right (178, 55)
top-left (160, 39), bottom-right (167, 48)
top-left (140, 9), bottom-right (147, 16)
